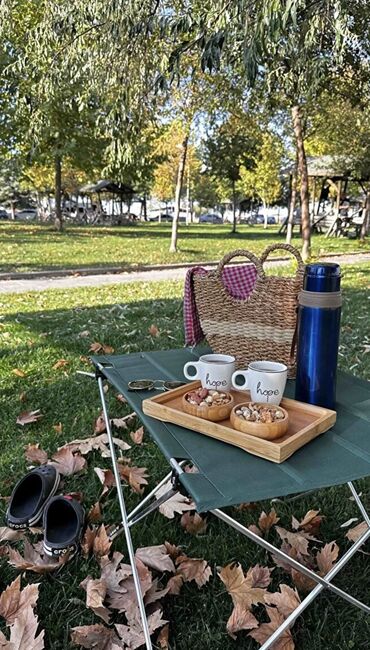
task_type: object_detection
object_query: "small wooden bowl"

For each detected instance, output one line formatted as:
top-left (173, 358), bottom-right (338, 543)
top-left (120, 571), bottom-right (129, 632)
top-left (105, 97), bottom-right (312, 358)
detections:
top-left (182, 392), bottom-right (234, 422)
top-left (230, 402), bottom-right (289, 440)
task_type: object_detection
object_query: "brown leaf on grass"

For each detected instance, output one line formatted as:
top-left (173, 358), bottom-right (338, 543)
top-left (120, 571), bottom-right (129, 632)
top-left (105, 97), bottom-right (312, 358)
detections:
top-left (16, 410), bottom-right (43, 426)
top-left (0, 527), bottom-right (26, 543)
top-left (258, 509), bottom-right (280, 533)
top-left (49, 448), bottom-right (86, 476)
top-left (94, 468), bottom-right (116, 497)
top-left (135, 545), bottom-right (175, 574)
top-left (87, 502), bottom-right (102, 523)
top-left (272, 542), bottom-right (317, 592)
top-left (176, 555), bottom-right (212, 588)
top-left (265, 584), bottom-right (301, 619)
top-left (180, 512), bottom-right (208, 535)
top-left (99, 552), bottom-right (132, 593)
top-left (81, 527), bottom-right (97, 557)
top-left (53, 422), bottom-right (63, 434)
top-left (166, 574), bottom-right (184, 595)
top-left (71, 624), bottom-right (121, 649)
top-left (0, 576), bottom-right (39, 625)
top-left (52, 359), bottom-right (69, 370)
top-left (235, 502), bottom-right (258, 512)
top-left (115, 609), bottom-right (167, 649)
top-left (246, 565), bottom-right (273, 589)
top-left (89, 342), bottom-right (115, 355)
top-left (292, 510), bottom-right (323, 535)
top-left (346, 521), bottom-right (369, 542)
top-left (155, 482), bottom-right (194, 519)
top-left (291, 569), bottom-right (316, 593)
top-left (80, 577), bottom-right (110, 624)
top-left (157, 623), bottom-right (169, 649)
top-left (81, 526), bottom-right (112, 558)
top-left (218, 563), bottom-right (266, 609)
top-left (94, 413), bottom-right (106, 434)
top-left (130, 427), bottom-right (144, 445)
top-left (12, 368), bottom-right (27, 377)
top-left (116, 393), bottom-right (127, 404)
top-left (148, 324), bottom-right (160, 337)
top-left (164, 541), bottom-right (182, 561)
top-left (144, 579), bottom-right (170, 606)
top-left (316, 541), bottom-right (339, 576)
top-left (107, 558), bottom-right (152, 618)
top-left (61, 432), bottom-right (130, 457)
top-left (19, 391), bottom-right (27, 403)
top-left (118, 463), bottom-right (148, 495)
top-left (7, 604), bottom-right (45, 650)
top-left (226, 605), bottom-right (259, 639)
top-left (249, 606), bottom-right (295, 650)
top-left (112, 417), bottom-right (131, 430)
top-left (24, 444), bottom-right (48, 465)
top-left (275, 527), bottom-right (315, 556)
top-left (8, 539), bottom-right (68, 574)
top-left (248, 524), bottom-right (263, 537)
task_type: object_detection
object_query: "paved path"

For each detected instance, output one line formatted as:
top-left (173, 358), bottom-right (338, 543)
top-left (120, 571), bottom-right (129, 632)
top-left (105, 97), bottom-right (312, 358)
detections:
top-left (0, 253), bottom-right (369, 294)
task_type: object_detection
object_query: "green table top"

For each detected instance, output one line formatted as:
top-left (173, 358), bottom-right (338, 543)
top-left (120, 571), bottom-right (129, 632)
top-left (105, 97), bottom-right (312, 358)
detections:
top-left (91, 348), bottom-right (370, 512)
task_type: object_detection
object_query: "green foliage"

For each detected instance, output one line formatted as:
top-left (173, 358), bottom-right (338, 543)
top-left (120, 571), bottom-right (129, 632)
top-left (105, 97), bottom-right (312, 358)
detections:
top-left (239, 131), bottom-right (284, 206)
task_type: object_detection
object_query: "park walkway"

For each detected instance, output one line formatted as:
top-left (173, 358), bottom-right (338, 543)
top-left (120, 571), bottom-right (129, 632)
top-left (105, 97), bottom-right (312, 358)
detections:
top-left (0, 252), bottom-right (369, 294)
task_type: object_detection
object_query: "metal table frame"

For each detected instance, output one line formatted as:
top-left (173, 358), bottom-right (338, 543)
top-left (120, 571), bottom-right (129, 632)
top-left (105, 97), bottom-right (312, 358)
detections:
top-left (83, 367), bottom-right (370, 650)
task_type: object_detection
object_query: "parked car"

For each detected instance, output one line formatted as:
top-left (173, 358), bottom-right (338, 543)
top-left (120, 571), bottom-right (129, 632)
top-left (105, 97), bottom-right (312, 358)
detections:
top-left (267, 216), bottom-right (277, 225)
top-left (199, 213), bottom-right (223, 224)
top-left (16, 208), bottom-right (37, 221)
top-left (0, 208), bottom-right (9, 220)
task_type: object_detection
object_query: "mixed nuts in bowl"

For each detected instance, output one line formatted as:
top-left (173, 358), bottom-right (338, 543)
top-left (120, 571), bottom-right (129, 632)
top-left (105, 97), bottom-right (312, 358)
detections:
top-left (230, 401), bottom-right (289, 439)
top-left (183, 387), bottom-right (234, 421)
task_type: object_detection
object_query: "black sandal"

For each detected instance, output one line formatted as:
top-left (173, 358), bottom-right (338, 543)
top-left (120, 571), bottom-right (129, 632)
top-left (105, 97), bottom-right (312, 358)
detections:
top-left (6, 465), bottom-right (60, 530)
top-left (43, 495), bottom-right (85, 557)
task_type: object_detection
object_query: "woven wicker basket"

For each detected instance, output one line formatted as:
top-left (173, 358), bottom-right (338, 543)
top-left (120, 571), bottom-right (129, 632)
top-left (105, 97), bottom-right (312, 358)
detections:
top-left (193, 244), bottom-right (305, 377)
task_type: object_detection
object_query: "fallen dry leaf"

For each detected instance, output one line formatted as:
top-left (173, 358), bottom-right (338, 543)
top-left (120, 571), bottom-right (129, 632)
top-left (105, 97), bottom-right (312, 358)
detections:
top-left (16, 410), bottom-right (43, 426)
top-left (346, 521), bottom-right (369, 542)
top-left (87, 502), bottom-right (102, 524)
top-left (218, 563), bottom-right (266, 609)
top-left (24, 444), bottom-right (48, 465)
top-left (94, 468), bottom-right (116, 497)
top-left (130, 427), bottom-right (144, 445)
top-left (80, 577), bottom-right (110, 624)
top-left (246, 564), bottom-right (273, 589)
top-left (265, 584), bottom-right (301, 619)
top-left (49, 448), bottom-right (86, 476)
top-left (155, 482), bottom-right (194, 519)
top-left (71, 624), bottom-right (121, 649)
top-left (61, 432), bottom-right (130, 457)
top-left (116, 609), bottom-right (167, 649)
top-left (258, 509), bottom-right (280, 534)
top-left (180, 512), bottom-right (208, 535)
top-left (135, 545), bottom-right (175, 573)
top-left (81, 526), bottom-right (112, 558)
top-left (316, 541), bottom-right (339, 576)
top-left (0, 576), bottom-right (39, 625)
top-left (292, 509), bottom-right (323, 535)
top-left (275, 527), bottom-right (315, 556)
top-left (52, 359), bottom-right (69, 370)
top-left (144, 579), bottom-right (169, 606)
top-left (19, 391), bottom-right (27, 402)
top-left (156, 623), bottom-right (169, 649)
top-left (116, 393), bottom-right (127, 404)
top-left (291, 568), bottom-right (316, 593)
top-left (166, 574), bottom-right (184, 596)
top-left (248, 524), bottom-right (263, 538)
top-left (176, 555), bottom-right (212, 588)
top-left (148, 324), bottom-right (160, 337)
top-left (118, 463), bottom-right (148, 494)
top-left (249, 606), bottom-right (295, 650)
top-left (89, 342), bottom-right (115, 354)
top-left (7, 539), bottom-right (68, 574)
top-left (226, 604), bottom-right (259, 639)
top-left (53, 422), bottom-right (63, 434)
top-left (94, 413), bottom-right (107, 434)
top-left (0, 527), bottom-right (26, 543)
top-left (6, 604), bottom-right (45, 649)
top-left (12, 369), bottom-right (27, 377)
top-left (107, 558), bottom-right (152, 618)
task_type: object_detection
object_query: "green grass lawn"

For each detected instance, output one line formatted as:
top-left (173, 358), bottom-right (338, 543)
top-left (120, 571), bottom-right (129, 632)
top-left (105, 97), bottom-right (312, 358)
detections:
top-left (1, 222), bottom-right (369, 273)
top-left (0, 265), bottom-right (369, 649)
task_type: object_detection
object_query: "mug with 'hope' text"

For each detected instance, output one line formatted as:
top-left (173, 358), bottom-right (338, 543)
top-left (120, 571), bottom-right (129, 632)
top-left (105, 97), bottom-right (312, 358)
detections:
top-left (183, 354), bottom-right (236, 392)
top-left (231, 361), bottom-right (288, 405)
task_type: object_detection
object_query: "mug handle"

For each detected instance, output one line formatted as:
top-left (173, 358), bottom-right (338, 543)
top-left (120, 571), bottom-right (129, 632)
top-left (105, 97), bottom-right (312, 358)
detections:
top-left (232, 370), bottom-right (249, 390)
top-left (184, 361), bottom-right (200, 380)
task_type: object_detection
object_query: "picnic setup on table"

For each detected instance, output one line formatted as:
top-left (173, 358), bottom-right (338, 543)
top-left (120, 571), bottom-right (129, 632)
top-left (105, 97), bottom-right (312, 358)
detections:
top-left (5, 244), bottom-right (370, 649)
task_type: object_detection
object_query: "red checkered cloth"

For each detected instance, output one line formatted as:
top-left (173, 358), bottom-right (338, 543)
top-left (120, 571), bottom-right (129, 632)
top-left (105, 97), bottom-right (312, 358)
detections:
top-left (184, 264), bottom-right (258, 346)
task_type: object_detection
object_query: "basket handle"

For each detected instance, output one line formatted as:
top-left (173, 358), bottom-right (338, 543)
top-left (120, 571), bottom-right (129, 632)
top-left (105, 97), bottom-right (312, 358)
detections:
top-left (260, 243), bottom-right (305, 275)
top-left (215, 249), bottom-right (265, 280)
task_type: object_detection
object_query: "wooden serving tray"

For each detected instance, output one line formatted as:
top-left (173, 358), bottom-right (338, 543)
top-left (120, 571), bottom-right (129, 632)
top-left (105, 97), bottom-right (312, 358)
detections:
top-left (142, 381), bottom-right (337, 463)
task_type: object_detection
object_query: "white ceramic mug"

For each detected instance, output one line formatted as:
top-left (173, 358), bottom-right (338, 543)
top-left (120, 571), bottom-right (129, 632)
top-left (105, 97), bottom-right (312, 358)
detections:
top-left (231, 360), bottom-right (288, 405)
top-left (184, 354), bottom-right (236, 392)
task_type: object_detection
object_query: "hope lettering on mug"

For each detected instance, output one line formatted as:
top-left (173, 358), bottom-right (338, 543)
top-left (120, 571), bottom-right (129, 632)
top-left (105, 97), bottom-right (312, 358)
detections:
top-left (205, 373), bottom-right (228, 389)
top-left (256, 381), bottom-right (280, 402)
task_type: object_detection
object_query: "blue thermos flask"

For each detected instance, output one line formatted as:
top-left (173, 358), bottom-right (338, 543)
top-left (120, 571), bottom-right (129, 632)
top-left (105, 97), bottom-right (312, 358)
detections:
top-left (295, 263), bottom-right (342, 409)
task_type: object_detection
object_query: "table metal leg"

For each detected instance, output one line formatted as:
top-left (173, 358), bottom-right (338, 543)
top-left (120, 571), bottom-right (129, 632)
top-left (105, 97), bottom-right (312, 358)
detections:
top-left (97, 376), bottom-right (153, 650)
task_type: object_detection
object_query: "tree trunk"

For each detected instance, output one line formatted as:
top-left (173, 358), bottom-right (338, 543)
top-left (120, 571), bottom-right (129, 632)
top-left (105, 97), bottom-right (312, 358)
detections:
top-left (54, 155), bottom-right (63, 231)
top-left (263, 200), bottom-right (268, 229)
top-left (286, 153), bottom-right (298, 245)
top-left (291, 105), bottom-right (310, 260)
top-left (360, 190), bottom-right (370, 242)
top-left (10, 200), bottom-right (16, 220)
top-left (232, 179), bottom-right (237, 233)
top-left (170, 135), bottom-right (188, 253)
top-left (185, 161), bottom-right (191, 226)
top-left (143, 193), bottom-right (147, 221)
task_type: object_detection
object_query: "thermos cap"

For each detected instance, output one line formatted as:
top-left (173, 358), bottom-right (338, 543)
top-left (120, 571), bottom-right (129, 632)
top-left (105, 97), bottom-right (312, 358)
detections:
top-left (304, 263), bottom-right (341, 292)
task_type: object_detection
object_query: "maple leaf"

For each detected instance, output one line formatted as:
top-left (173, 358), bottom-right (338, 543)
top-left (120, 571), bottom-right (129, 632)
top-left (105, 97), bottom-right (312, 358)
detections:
top-left (249, 606), bottom-right (295, 650)
top-left (258, 509), bottom-right (280, 534)
top-left (155, 482), bottom-right (194, 519)
top-left (275, 526), bottom-right (316, 556)
top-left (156, 623), bottom-right (169, 649)
top-left (61, 432), bottom-right (130, 457)
top-left (0, 576), bottom-right (39, 625)
top-left (12, 368), bottom-right (27, 377)
top-left (52, 359), bottom-right (69, 370)
top-left (166, 574), bottom-right (184, 595)
top-left (116, 393), bottom-right (127, 403)
top-left (218, 563), bottom-right (266, 609)
top-left (292, 510), bottom-right (323, 535)
top-left (71, 624), bottom-right (122, 649)
top-left (144, 579), bottom-right (170, 606)
top-left (148, 324), bottom-right (160, 337)
top-left (16, 410), bottom-right (43, 426)
top-left (94, 413), bottom-right (107, 434)
top-left (248, 524), bottom-right (263, 537)
top-left (291, 569), bottom-right (316, 593)
top-left (8, 539), bottom-right (68, 574)
top-left (180, 512), bottom-right (208, 535)
top-left (94, 467), bottom-right (116, 497)
top-left (24, 444), bottom-right (48, 465)
top-left (176, 556), bottom-right (212, 588)
top-left (135, 545), bottom-right (175, 573)
top-left (130, 426), bottom-right (144, 445)
top-left (164, 541), bottom-right (182, 561)
top-left (226, 604), bottom-right (259, 639)
top-left (346, 521), bottom-right (369, 542)
top-left (0, 527), bottom-right (26, 543)
top-left (81, 526), bottom-right (112, 558)
top-left (265, 584), bottom-right (301, 619)
top-left (246, 564), bottom-right (273, 589)
top-left (49, 448), bottom-right (86, 476)
top-left (115, 609), bottom-right (167, 649)
top-left (80, 577), bottom-right (110, 624)
top-left (89, 342), bottom-right (115, 354)
top-left (6, 604), bottom-right (45, 649)
top-left (87, 501), bottom-right (102, 523)
top-left (99, 552), bottom-right (132, 593)
top-left (107, 558), bottom-right (153, 619)
top-left (118, 463), bottom-right (148, 494)
top-left (316, 541), bottom-right (339, 576)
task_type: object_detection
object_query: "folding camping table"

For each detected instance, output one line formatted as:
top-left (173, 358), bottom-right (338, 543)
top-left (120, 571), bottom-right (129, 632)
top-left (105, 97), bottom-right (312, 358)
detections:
top-left (84, 347), bottom-right (370, 650)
